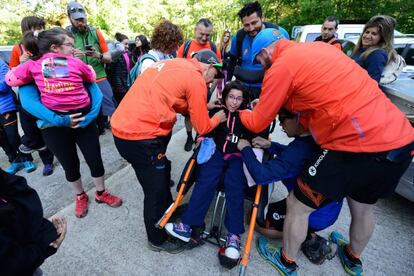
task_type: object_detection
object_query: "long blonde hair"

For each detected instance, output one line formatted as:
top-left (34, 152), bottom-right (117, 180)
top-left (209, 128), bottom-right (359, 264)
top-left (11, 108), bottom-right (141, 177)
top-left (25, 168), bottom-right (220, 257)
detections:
top-left (220, 29), bottom-right (231, 52)
top-left (353, 15), bottom-right (397, 63)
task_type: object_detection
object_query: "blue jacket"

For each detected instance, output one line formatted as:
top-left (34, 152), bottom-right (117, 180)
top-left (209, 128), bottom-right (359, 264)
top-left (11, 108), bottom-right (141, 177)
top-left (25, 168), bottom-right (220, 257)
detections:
top-left (19, 83), bottom-right (102, 129)
top-left (241, 135), bottom-right (343, 230)
top-left (0, 59), bottom-right (16, 114)
top-left (352, 48), bottom-right (387, 83)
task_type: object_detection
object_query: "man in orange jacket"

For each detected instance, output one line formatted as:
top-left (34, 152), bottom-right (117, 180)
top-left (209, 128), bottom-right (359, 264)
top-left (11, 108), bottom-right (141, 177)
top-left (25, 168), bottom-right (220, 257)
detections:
top-left (111, 50), bottom-right (226, 253)
top-left (241, 28), bottom-right (414, 275)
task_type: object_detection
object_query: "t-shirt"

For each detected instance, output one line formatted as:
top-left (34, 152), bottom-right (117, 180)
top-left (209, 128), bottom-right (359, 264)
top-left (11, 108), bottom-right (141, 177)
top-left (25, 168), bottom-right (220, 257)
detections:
top-left (177, 39), bottom-right (221, 60)
top-left (6, 53), bottom-right (96, 111)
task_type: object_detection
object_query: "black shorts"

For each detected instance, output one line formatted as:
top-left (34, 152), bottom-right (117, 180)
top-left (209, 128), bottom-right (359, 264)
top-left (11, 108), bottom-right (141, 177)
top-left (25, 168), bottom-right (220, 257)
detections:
top-left (294, 143), bottom-right (413, 208)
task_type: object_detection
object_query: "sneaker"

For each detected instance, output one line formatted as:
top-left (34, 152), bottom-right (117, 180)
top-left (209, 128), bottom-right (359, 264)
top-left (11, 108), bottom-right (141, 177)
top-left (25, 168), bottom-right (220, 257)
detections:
top-left (329, 231), bottom-right (364, 276)
top-left (42, 163), bottom-right (54, 176)
top-left (225, 233), bottom-right (241, 259)
top-left (147, 238), bottom-right (185, 254)
top-left (19, 144), bottom-right (47, 154)
top-left (23, 161), bottom-right (37, 173)
top-left (256, 236), bottom-right (298, 276)
top-left (165, 222), bottom-right (192, 242)
top-left (184, 135), bottom-right (193, 152)
top-left (5, 162), bottom-right (25, 175)
top-left (301, 234), bottom-right (337, 265)
top-left (95, 190), bottom-right (123, 207)
top-left (75, 193), bottom-right (89, 218)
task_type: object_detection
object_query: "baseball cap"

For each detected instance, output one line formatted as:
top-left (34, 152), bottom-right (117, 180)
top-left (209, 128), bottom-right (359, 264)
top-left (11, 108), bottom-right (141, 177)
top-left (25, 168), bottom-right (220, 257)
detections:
top-left (67, 2), bottom-right (87, 20)
top-left (251, 28), bottom-right (285, 64)
top-left (193, 49), bottom-right (224, 79)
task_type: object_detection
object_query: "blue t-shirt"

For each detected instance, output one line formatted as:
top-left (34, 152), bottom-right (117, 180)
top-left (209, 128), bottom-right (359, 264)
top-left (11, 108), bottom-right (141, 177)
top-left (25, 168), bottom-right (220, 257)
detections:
top-left (352, 48), bottom-right (388, 83)
top-left (229, 26), bottom-right (289, 88)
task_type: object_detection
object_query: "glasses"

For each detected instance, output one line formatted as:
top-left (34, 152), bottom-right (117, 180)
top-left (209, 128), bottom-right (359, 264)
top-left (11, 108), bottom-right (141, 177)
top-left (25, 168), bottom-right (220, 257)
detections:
top-left (62, 43), bottom-right (74, 48)
top-left (228, 94), bottom-right (244, 102)
top-left (69, 7), bottom-right (85, 13)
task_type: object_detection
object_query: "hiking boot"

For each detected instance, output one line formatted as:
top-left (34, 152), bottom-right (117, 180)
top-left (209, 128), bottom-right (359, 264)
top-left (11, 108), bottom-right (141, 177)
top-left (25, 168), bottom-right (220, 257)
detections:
top-left (19, 144), bottom-right (47, 154)
top-left (23, 160), bottom-right (37, 173)
top-left (184, 135), bottom-right (193, 152)
top-left (42, 163), bottom-right (54, 176)
top-left (75, 193), bottom-right (88, 218)
top-left (225, 233), bottom-right (241, 259)
top-left (329, 231), bottom-right (364, 276)
top-left (147, 238), bottom-right (185, 254)
top-left (301, 234), bottom-right (337, 265)
top-left (95, 190), bottom-right (123, 207)
top-left (165, 222), bottom-right (192, 242)
top-left (5, 162), bottom-right (25, 175)
top-left (256, 236), bottom-right (298, 276)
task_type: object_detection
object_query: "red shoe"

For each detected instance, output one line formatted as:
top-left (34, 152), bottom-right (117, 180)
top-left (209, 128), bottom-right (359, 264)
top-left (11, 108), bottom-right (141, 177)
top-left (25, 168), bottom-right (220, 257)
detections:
top-left (95, 190), bottom-right (122, 207)
top-left (75, 193), bottom-right (89, 218)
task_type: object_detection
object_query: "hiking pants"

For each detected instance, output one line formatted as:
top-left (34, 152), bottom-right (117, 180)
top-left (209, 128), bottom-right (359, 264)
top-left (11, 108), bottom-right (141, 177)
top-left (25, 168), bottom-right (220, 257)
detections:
top-left (114, 134), bottom-right (173, 245)
top-left (181, 150), bottom-right (246, 235)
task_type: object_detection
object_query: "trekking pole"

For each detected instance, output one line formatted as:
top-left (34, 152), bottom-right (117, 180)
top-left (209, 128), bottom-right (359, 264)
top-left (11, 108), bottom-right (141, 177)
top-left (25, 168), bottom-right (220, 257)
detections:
top-left (155, 157), bottom-right (197, 229)
top-left (239, 184), bottom-right (262, 276)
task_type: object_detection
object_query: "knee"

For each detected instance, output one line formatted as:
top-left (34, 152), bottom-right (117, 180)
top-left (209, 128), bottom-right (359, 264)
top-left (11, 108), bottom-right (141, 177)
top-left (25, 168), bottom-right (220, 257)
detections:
top-left (286, 192), bottom-right (313, 216)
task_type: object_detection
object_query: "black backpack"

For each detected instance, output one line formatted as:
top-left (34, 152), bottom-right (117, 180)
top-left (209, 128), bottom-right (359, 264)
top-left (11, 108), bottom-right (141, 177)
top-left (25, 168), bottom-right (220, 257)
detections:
top-left (182, 40), bottom-right (217, 58)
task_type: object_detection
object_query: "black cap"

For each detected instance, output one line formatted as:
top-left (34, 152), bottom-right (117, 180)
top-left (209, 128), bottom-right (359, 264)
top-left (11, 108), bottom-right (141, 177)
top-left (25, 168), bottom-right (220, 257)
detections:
top-left (193, 49), bottom-right (224, 79)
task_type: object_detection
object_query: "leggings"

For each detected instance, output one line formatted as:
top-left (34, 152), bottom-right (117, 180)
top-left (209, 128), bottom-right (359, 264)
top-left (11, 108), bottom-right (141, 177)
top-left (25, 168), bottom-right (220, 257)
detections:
top-left (41, 123), bottom-right (104, 182)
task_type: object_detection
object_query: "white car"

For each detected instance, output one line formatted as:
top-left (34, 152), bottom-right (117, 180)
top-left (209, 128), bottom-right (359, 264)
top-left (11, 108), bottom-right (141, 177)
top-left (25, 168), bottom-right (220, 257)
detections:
top-left (0, 45), bottom-right (13, 65)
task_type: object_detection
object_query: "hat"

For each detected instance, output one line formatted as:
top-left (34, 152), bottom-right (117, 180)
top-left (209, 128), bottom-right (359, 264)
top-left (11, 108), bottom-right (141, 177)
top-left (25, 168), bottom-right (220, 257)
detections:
top-left (251, 28), bottom-right (285, 64)
top-left (194, 49), bottom-right (225, 79)
top-left (67, 2), bottom-right (87, 20)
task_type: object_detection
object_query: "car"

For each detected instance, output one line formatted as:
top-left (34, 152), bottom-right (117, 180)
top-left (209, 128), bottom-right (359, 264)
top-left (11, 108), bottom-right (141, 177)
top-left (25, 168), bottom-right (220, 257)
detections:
top-left (0, 45), bottom-right (13, 65)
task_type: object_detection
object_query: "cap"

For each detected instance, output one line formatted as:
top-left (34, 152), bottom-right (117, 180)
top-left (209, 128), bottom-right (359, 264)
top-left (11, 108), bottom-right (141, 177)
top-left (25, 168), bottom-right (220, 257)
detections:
top-left (193, 49), bottom-right (224, 79)
top-left (67, 2), bottom-right (87, 20)
top-left (251, 28), bottom-right (285, 64)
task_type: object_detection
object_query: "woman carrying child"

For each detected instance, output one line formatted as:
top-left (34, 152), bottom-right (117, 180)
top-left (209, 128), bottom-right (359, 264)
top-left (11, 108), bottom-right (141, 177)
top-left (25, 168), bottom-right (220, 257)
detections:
top-left (6, 28), bottom-right (122, 218)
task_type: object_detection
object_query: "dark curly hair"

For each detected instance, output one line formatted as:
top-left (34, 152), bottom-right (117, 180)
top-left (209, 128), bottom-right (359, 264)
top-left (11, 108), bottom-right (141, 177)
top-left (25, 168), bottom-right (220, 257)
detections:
top-left (150, 20), bottom-right (184, 54)
top-left (221, 80), bottom-right (250, 110)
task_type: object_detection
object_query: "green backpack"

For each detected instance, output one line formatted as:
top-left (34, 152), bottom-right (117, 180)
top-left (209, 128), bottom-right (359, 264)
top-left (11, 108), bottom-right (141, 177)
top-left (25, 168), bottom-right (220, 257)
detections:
top-left (127, 53), bottom-right (157, 88)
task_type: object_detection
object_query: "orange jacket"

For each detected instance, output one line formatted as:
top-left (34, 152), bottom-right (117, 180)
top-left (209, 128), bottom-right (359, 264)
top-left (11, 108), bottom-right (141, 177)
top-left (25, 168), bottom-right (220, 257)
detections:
top-left (111, 58), bottom-right (220, 140)
top-left (177, 39), bottom-right (222, 60)
top-left (9, 44), bottom-right (23, 68)
top-left (240, 40), bottom-right (414, 152)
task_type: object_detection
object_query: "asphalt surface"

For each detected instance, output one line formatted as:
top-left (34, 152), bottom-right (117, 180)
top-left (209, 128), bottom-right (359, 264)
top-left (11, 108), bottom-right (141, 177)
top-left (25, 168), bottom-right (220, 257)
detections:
top-left (1, 117), bottom-right (413, 275)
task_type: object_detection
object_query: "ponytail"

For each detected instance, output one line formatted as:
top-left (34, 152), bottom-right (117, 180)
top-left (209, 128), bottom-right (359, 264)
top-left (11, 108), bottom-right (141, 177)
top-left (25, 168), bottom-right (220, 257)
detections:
top-left (22, 31), bottom-right (40, 59)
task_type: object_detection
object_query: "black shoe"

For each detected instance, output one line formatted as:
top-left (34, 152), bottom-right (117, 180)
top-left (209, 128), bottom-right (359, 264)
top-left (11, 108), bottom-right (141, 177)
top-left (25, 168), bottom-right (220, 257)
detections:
top-left (184, 136), bottom-right (193, 152)
top-left (301, 234), bottom-right (337, 265)
top-left (147, 238), bottom-right (185, 254)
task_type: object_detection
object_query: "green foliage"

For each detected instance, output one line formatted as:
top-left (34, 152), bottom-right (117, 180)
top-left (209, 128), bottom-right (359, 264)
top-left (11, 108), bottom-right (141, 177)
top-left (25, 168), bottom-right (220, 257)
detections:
top-left (0, 0), bottom-right (412, 45)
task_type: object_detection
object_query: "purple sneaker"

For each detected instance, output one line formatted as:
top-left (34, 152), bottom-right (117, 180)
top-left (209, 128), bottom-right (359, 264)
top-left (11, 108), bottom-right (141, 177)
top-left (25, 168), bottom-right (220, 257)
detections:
top-left (42, 163), bottom-right (54, 176)
top-left (165, 222), bottom-right (192, 242)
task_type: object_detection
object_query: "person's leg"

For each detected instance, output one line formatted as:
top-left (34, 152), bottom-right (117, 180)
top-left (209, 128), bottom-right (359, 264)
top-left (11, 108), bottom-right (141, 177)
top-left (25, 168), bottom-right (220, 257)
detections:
top-left (184, 115), bottom-right (193, 151)
top-left (18, 107), bottom-right (47, 151)
top-left (97, 80), bottom-right (116, 117)
top-left (347, 197), bottom-right (374, 256)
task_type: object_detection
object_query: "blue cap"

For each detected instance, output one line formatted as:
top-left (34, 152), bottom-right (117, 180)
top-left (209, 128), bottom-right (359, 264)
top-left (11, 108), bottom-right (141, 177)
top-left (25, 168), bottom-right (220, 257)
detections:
top-left (251, 28), bottom-right (286, 64)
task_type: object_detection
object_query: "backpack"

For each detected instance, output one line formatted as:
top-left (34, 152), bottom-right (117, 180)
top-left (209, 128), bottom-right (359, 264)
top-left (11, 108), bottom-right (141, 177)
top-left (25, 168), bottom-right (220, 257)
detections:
top-left (182, 40), bottom-right (217, 58)
top-left (127, 53), bottom-right (157, 88)
top-left (380, 54), bottom-right (406, 85)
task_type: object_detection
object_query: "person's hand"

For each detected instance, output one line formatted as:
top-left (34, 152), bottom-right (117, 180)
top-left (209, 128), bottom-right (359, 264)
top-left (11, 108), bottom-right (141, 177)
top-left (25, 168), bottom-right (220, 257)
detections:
top-left (49, 216), bottom-right (67, 249)
top-left (19, 52), bottom-right (30, 63)
top-left (252, 136), bottom-right (271, 149)
top-left (85, 47), bottom-right (100, 58)
top-left (214, 110), bottom-right (227, 123)
top-left (237, 139), bottom-right (251, 151)
top-left (207, 100), bottom-right (222, 110)
top-left (251, 99), bottom-right (259, 109)
top-left (73, 48), bottom-right (85, 58)
top-left (69, 113), bottom-right (85, 128)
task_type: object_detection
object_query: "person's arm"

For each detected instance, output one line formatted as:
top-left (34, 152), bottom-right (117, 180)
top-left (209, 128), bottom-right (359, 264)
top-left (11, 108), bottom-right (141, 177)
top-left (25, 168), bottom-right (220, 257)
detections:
top-left (226, 35), bottom-right (238, 82)
top-left (78, 82), bottom-right (103, 128)
top-left (239, 63), bottom-right (294, 133)
top-left (365, 50), bottom-right (388, 83)
top-left (18, 84), bottom-right (70, 127)
top-left (96, 30), bottom-right (112, 64)
top-left (176, 43), bottom-right (185, 58)
top-left (0, 59), bottom-right (11, 92)
top-left (77, 59), bottom-right (96, 82)
top-left (268, 141), bottom-right (289, 155)
top-left (5, 62), bottom-right (34, 87)
top-left (8, 45), bottom-right (21, 68)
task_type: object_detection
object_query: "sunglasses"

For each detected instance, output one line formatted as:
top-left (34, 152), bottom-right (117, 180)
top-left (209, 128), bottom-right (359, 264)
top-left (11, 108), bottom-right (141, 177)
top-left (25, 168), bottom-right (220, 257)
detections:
top-left (69, 7), bottom-right (85, 13)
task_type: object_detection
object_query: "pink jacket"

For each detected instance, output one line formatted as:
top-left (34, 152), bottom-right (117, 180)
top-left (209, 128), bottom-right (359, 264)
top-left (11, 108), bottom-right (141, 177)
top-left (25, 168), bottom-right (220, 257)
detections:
top-left (6, 53), bottom-right (96, 111)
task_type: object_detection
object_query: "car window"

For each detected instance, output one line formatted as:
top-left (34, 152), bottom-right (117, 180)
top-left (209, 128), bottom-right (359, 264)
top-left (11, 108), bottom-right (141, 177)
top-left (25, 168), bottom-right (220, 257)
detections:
top-left (405, 44), bottom-right (414, 66)
top-left (344, 33), bottom-right (361, 38)
top-left (0, 50), bottom-right (11, 65)
top-left (305, 33), bottom-right (319, 42)
top-left (394, 44), bottom-right (406, 55)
